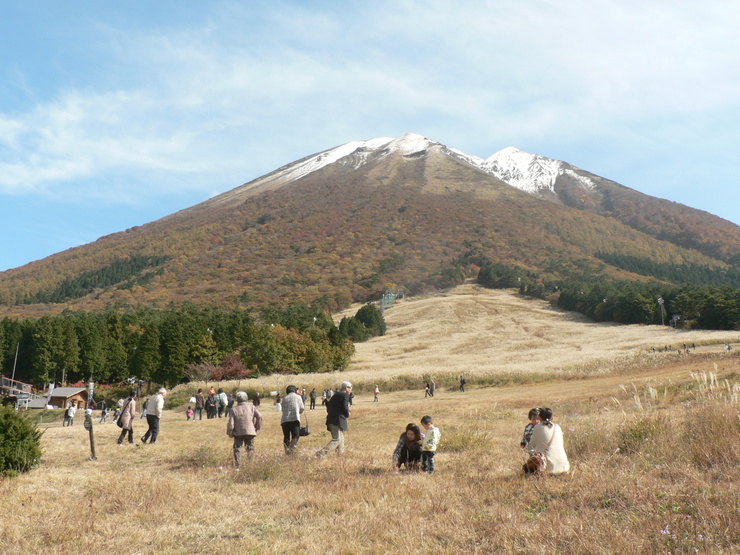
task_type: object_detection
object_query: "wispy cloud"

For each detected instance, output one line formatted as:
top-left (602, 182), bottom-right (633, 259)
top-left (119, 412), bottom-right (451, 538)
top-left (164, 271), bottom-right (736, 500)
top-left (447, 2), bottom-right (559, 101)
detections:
top-left (1, 1), bottom-right (739, 210)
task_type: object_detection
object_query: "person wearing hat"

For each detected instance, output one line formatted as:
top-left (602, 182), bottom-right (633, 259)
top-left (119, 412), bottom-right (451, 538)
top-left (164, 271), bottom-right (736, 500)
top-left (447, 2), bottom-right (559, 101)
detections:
top-left (226, 391), bottom-right (262, 468)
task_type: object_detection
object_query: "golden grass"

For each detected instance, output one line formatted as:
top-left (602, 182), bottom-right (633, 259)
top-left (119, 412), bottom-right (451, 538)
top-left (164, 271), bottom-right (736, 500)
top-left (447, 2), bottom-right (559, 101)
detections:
top-left (2, 286), bottom-right (739, 554)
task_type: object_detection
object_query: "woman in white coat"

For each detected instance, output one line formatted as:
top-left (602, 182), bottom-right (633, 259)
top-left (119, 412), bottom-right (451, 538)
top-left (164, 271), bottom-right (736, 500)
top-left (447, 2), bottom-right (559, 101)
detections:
top-left (527, 407), bottom-right (570, 475)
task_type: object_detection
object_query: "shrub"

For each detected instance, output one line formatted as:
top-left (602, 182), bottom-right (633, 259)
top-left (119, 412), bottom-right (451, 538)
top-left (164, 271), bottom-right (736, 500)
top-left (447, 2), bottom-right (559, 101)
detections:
top-left (355, 303), bottom-right (386, 337)
top-left (0, 407), bottom-right (43, 477)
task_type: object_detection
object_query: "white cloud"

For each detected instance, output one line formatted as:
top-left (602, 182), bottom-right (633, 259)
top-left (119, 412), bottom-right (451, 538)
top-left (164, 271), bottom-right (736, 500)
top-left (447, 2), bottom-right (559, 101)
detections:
top-left (1, 0), bottom-right (739, 212)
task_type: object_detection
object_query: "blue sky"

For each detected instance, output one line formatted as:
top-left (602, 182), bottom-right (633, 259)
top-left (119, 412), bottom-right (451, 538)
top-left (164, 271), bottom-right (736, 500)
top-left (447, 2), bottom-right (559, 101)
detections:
top-left (2, 1), bottom-right (739, 272)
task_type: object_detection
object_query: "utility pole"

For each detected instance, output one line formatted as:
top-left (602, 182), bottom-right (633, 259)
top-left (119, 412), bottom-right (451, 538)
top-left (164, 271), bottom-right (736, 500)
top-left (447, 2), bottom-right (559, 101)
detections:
top-left (11, 342), bottom-right (19, 388)
top-left (657, 297), bottom-right (665, 326)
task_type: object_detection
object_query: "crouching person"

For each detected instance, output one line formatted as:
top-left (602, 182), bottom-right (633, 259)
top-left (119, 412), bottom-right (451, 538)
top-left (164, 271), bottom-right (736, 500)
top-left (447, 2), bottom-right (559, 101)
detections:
top-left (227, 391), bottom-right (263, 468)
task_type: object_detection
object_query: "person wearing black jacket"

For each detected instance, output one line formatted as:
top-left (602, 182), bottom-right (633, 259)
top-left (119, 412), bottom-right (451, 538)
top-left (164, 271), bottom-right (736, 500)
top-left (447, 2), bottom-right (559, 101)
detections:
top-left (317, 381), bottom-right (352, 458)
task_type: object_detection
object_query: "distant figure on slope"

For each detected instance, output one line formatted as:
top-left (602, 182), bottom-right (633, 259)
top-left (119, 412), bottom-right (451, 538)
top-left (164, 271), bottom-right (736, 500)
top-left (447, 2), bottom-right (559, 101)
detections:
top-left (392, 423), bottom-right (423, 472)
top-left (526, 407), bottom-right (569, 475)
top-left (227, 391), bottom-right (262, 468)
top-left (429, 380), bottom-right (435, 397)
top-left (459, 375), bottom-right (466, 392)
top-left (374, 385), bottom-right (379, 402)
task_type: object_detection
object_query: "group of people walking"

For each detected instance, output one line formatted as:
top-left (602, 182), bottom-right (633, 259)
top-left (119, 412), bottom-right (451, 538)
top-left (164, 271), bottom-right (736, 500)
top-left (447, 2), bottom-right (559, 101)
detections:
top-left (227, 381), bottom-right (354, 467)
top-left (190, 387), bottom-right (232, 420)
top-left (115, 387), bottom-right (167, 445)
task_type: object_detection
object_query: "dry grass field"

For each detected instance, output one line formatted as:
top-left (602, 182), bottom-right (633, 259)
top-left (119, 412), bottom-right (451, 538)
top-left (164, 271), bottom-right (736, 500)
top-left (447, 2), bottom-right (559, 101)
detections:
top-left (2, 285), bottom-right (739, 554)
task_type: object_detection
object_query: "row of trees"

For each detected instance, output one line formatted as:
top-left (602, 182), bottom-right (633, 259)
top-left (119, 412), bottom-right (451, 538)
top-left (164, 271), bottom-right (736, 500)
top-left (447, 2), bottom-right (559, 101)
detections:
top-left (0, 301), bottom-right (386, 389)
top-left (476, 260), bottom-right (740, 330)
top-left (595, 252), bottom-right (740, 288)
top-left (554, 282), bottom-right (740, 329)
top-left (23, 256), bottom-right (170, 304)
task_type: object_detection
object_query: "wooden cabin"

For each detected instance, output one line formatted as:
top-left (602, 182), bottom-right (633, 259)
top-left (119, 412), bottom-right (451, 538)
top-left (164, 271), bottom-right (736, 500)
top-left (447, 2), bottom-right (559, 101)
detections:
top-left (47, 387), bottom-right (89, 410)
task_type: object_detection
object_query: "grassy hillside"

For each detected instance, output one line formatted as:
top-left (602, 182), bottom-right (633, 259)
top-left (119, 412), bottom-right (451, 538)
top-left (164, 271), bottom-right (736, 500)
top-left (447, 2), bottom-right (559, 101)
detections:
top-left (2, 286), bottom-right (738, 553)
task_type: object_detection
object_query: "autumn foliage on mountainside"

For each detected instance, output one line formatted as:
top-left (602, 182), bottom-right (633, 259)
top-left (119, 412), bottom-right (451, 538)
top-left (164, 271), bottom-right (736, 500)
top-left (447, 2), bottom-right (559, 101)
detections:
top-left (0, 149), bottom-right (737, 320)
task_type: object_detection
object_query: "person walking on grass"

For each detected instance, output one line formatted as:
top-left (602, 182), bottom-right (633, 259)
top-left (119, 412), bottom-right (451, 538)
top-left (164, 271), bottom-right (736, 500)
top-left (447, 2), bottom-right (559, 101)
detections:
top-left (459, 375), bottom-right (466, 392)
top-left (205, 391), bottom-right (218, 419)
top-left (217, 388), bottom-right (228, 418)
top-left (374, 385), bottom-right (379, 402)
top-left (63, 403), bottom-right (76, 426)
top-left (227, 391), bottom-right (262, 468)
top-left (141, 387), bottom-right (166, 445)
top-left (116, 391), bottom-right (137, 445)
top-left (309, 388), bottom-right (317, 410)
top-left (317, 381), bottom-right (352, 458)
top-left (281, 385), bottom-right (305, 454)
top-left (194, 389), bottom-right (205, 420)
top-left (420, 415), bottom-right (441, 474)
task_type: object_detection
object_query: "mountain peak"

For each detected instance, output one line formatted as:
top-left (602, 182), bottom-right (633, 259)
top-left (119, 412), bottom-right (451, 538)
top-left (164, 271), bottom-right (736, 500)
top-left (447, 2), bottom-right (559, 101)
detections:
top-left (385, 132), bottom-right (439, 155)
top-left (485, 147), bottom-right (563, 194)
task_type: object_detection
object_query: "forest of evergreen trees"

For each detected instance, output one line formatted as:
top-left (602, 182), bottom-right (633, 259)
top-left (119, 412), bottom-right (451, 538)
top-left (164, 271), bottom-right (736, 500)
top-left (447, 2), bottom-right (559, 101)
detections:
top-left (595, 252), bottom-right (740, 288)
top-left (0, 301), bottom-right (386, 389)
top-left (23, 256), bottom-right (170, 304)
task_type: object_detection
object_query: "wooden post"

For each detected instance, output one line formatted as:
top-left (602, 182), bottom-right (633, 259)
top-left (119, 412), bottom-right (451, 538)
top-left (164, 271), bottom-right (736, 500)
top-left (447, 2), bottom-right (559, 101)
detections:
top-left (84, 411), bottom-right (96, 460)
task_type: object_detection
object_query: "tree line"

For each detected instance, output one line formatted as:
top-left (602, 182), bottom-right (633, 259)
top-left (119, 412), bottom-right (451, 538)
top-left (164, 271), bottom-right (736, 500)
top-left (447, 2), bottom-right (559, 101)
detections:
top-left (475, 258), bottom-right (740, 330)
top-left (595, 252), bottom-right (740, 289)
top-left (22, 255), bottom-right (170, 304)
top-left (0, 301), bottom-right (386, 389)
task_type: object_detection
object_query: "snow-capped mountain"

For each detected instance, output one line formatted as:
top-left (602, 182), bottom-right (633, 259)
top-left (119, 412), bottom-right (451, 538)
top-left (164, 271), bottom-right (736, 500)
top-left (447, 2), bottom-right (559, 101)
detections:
top-left (190, 131), bottom-right (740, 270)
top-left (483, 146), bottom-right (598, 194)
top-left (4, 130), bottom-right (740, 317)
top-left (237, 132), bottom-right (598, 200)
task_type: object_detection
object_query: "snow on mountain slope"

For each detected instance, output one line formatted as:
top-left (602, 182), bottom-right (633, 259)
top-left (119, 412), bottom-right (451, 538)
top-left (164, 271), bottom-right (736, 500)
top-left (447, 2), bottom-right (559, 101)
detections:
top-left (483, 146), bottom-right (596, 194)
top-left (241, 132), bottom-right (447, 191)
top-left (239, 132), bottom-right (596, 199)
